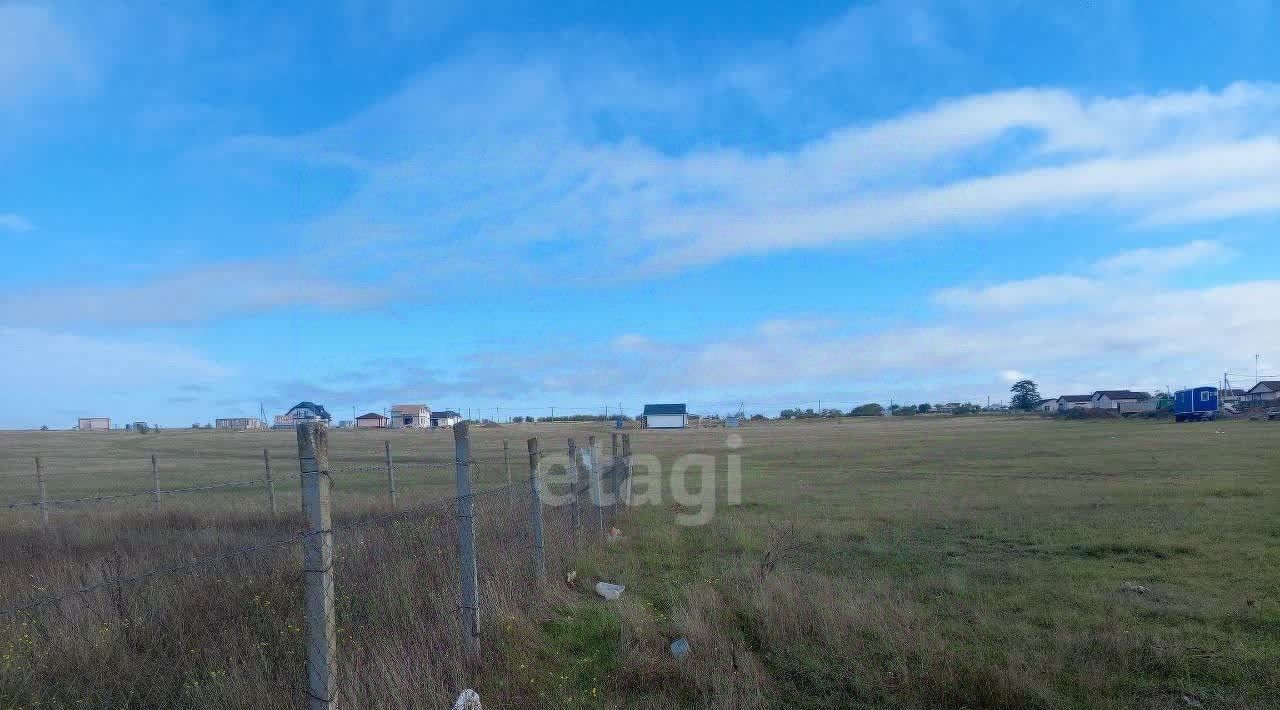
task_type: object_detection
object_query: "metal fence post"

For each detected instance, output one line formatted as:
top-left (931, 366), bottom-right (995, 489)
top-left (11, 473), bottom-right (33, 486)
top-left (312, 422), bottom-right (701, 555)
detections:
top-left (454, 422), bottom-right (480, 657)
top-left (526, 437), bottom-right (546, 583)
top-left (151, 454), bottom-right (161, 509)
top-left (567, 438), bottom-right (581, 541)
top-left (384, 440), bottom-right (397, 510)
top-left (264, 448), bottom-right (277, 518)
top-left (35, 457), bottom-right (48, 527)
top-left (297, 423), bottom-right (337, 710)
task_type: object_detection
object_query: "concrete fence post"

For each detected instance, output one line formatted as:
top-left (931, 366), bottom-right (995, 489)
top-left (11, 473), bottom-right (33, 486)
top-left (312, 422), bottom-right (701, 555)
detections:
top-left (504, 440), bottom-right (513, 509)
top-left (263, 449), bottom-right (277, 518)
top-left (610, 434), bottom-right (620, 518)
top-left (151, 454), bottom-right (161, 509)
top-left (35, 457), bottom-right (48, 527)
top-left (454, 422), bottom-right (480, 657)
top-left (588, 436), bottom-right (603, 537)
top-left (384, 440), bottom-right (398, 510)
top-left (526, 437), bottom-right (547, 584)
top-left (622, 434), bottom-right (633, 506)
top-left (567, 438), bottom-right (581, 541)
top-left (297, 422), bottom-right (337, 710)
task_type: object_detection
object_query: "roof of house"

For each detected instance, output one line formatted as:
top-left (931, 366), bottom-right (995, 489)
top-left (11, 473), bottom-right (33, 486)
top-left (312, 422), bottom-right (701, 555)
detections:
top-left (1058, 394), bottom-right (1093, 403)
top-left (355, 412), bottom-right (387, 420)
top-left (391, 404), bottom-right (429, 414)
top-left (288, 401), bottom-right (332, 420)
top-left (643, 403), bottom-right (688, 416)
top-left (1247, 381), bottom-right (1280, 393)
top-left (1091, 390), bottom-right (1146, 400)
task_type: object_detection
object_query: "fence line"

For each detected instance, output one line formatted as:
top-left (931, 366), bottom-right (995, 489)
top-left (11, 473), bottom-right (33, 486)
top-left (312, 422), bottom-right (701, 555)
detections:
top-left (0, 428), bottom-right (634, 707)
top-left (0, 448), bottom-right (518, 514)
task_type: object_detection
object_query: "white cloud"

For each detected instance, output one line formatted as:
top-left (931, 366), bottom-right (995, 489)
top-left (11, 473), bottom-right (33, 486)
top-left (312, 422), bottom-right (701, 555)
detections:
top-left (935, 275), bottom-right (1101, 311)
top-left (1140, 181), bottom-right (1280, 226)
top-left (936, 240), bottom-right (1238, 312)
top-left (0, 262), bottom-right (387, 326)
top-left (1092, 239), bottom-right (1235, 275)
top-left (561, 278), bottom-right (1280, 394)
top-left (0, 4), bottom-right (94, 108)
top-left (0, 214), bottom-right (33, 233)
top-left (216, 66), bottom-right (1280, 280)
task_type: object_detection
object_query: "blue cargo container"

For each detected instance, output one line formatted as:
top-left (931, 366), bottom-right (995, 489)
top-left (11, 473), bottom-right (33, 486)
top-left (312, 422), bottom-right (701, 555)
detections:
top-left (1174, 386), bottom-right (1218, 422)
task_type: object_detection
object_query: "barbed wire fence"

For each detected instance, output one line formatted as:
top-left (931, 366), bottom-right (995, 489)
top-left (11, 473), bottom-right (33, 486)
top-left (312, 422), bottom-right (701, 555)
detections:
top-left (0, 423), bottom-right (634, 709)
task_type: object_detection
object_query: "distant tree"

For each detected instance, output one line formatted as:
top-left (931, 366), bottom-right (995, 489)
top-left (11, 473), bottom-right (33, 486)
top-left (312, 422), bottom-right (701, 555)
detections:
top-left (40, 425), bottom-right (49, 431)
top-left (892, 404), bottom-right (916, 416)
top-left (749, 413), bottom-right (767, 421)
top-left (952, 403), bottom-right (981, 415)
top-left (888, 403), bottom-right (901, 412)
top-left (1010, 379), bottom-right (1043, 412)
top-left (849, 403), bottom-right (884, 417)
top-left (917, 403), bottom-right (932, 413)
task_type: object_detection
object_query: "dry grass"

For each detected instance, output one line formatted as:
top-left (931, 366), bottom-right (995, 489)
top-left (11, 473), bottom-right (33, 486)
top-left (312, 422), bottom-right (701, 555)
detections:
top-left (0, 418), bottom-right (1277, 708)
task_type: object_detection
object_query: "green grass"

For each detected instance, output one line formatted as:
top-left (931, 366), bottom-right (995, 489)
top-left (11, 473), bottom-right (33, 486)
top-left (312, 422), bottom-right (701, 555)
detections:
top-left (0, 417), bottom-right (1277, 708)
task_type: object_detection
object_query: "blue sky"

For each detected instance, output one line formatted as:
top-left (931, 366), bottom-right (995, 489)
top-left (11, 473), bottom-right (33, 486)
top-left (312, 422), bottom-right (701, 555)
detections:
top-left (3, 0), bottom-right (1280, 427)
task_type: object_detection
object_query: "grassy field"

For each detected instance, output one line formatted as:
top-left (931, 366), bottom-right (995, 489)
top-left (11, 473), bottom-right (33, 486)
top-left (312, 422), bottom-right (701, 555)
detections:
top-left (0, 417), bottom-right (1276, 708)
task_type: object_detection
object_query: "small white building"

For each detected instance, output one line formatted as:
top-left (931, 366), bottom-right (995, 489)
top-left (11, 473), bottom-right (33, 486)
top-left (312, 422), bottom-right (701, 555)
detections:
top-left (430, 410), bottom-right (463, 428)
top-left (355, 412), bottom-right (390, 428)
top-left (1056, 395), bottom-right (1092, 411)
top-left (77, 417), bottom-right (110, 431)
top-left (1091, 390), bottom-right (1154, 412)
top-left (1243, 381), bottom-right (1280, 405)
top-left (390, 404), bottom-right (431, 429)
top-left (1036, 399), bottom-right (1057, 412)
top-left (215, 417), bottom-right (265, 431)
top-left (643, 403), bottom-right (688, 429)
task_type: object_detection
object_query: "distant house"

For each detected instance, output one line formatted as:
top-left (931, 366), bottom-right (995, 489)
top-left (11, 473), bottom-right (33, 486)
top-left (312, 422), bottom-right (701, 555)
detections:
top-left (390, 404), bottom-right (431, 429)
top-left (1091, 390), bottom-right (1154, 412)
top-left (274, 401), bottom-right (332, 429)
top-left (77, 417), bottom-right (110, 431)
top-left (1056, 395), bottom-right (1092, 411)
top-left (1219, 388), bottom-right (1246, 404)
top-left (1036, 399), bottom-right (1057, 412)
top-left (430, 410), bottom-right (463, 428)
top-left (643, 403), bottom-right (688, 429)
top-left (355, 412), bottom-right (390, 428)
top-left (215, 417), bottom-right (265, 431)
top-left (1243, 381), bottom-right (1280, 404)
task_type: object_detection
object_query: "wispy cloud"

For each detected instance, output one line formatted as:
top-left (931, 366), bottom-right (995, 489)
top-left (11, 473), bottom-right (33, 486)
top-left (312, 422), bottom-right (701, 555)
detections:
top-left (219, 58), bottom-right (1280, 280)
top-left (0, 262), bottom-right (387, 326)
top-left (937, 240), bottom-right (1238, 312)
top-left (0, 214), bottom-right (33, 233)
top-left (0, 4), bottom-right (95, 108)
top-left (276, 242), bottom-right (1271, 402)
